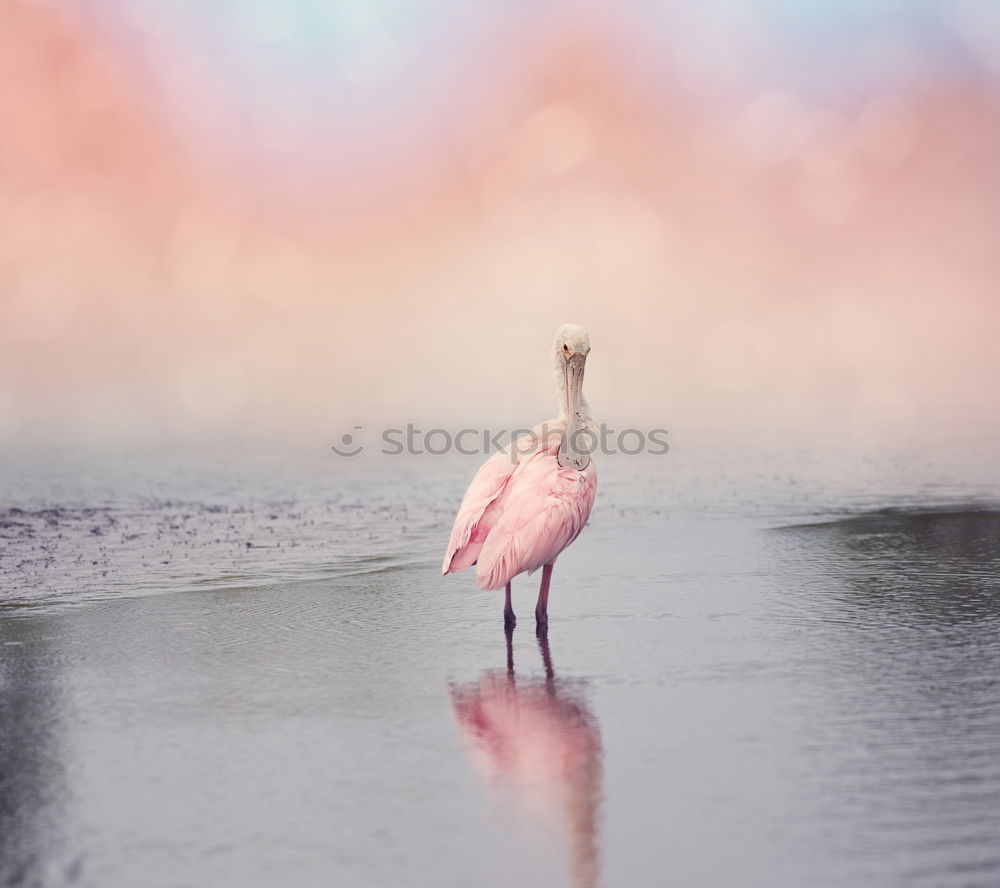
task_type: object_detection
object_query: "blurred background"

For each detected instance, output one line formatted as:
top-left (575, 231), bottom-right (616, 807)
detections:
top-left (2, 0), bottom-right (999, 450)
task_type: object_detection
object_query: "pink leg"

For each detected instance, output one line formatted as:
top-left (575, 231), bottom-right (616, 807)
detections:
top-left (535, 564), bottom-right (554, 628)
top-left (503, 582), bottom-right (515, 627)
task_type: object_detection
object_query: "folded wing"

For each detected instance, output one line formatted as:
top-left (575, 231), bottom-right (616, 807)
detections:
top-left (474, 441), bottom-right (597, 591)
top-left (441, 448), bottom-right (520, 575)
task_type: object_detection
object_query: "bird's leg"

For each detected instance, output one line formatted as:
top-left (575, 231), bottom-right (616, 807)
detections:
top-left (503, 582), bottom-right (516, 628)
top-left (535, 564), bottom-right (553, 630)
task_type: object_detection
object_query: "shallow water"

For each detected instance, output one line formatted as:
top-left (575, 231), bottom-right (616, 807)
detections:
top-left (2, 442), bottom-right (1000, 887)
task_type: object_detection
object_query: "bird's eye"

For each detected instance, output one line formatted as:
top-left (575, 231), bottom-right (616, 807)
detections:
top-left (563, 344), bottom-right (569, 351)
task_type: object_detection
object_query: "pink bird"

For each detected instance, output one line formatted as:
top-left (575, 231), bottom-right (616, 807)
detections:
top-left (442, 324), bottom-right (598, 628)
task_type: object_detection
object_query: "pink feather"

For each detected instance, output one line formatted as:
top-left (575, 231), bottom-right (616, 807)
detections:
top-left (442, 431), bottom-right (597, 590)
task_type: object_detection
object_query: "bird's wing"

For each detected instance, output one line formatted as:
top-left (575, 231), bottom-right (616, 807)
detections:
top-left (441, 447), bottom-right (523, 575)
top-left (474, 439), bottom-right (597, 591)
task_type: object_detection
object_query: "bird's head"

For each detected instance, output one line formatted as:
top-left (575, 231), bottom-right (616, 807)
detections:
top-left (555, 323), bottom-right (591, 362)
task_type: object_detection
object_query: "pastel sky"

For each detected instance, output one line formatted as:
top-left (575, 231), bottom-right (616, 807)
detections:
top-left (2, 0), bottom-right (999, 447)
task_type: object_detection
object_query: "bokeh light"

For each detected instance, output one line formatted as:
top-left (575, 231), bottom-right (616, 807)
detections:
top-left (2, 0), bottom-right (999, 446)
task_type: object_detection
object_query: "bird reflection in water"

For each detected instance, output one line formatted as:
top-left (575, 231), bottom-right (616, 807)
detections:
top-left (449, 630), bottom-right (603, 888)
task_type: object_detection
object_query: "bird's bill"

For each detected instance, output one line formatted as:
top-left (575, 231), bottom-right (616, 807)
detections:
top-left (559, 352), bottom-right (590, 470)
top-left (564, 352), bottom-right (587, 420)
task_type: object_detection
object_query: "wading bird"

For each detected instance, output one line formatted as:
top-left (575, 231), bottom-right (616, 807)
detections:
top-left (442, 324), bottom-right (597, 628)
